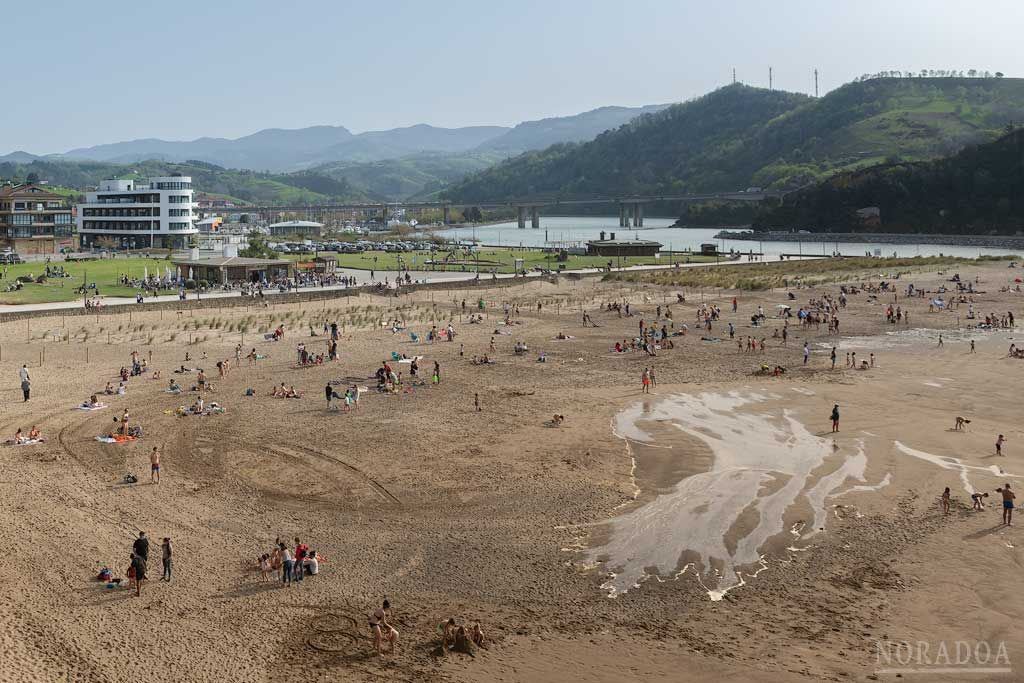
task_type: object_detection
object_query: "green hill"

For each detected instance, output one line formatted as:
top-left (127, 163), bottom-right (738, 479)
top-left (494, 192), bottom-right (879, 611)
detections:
top-left (310, 151), bottom-right (507, 201)
top-left (445, 77), bottom-right (1024, 202)
top-left (753, 128), bottom-right (1024, 234)
top-left (0, 158), bottom-right (367, 204)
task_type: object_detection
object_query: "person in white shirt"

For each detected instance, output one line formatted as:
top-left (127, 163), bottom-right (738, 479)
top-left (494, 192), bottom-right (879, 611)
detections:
top-left (302, 550), bottom-right (319, 575)
top-left (19, 365), bottom-right (30, 401)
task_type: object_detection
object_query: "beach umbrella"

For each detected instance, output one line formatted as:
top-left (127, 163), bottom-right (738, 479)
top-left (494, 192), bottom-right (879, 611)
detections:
top-left (189, 267), bottom-right (194, 280)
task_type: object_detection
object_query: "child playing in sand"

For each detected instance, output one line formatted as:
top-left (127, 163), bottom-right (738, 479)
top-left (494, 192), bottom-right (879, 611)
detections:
top-left (259, 554), bottom-right (272, 581)
top-left (971, 492), bottom-right (989, 510)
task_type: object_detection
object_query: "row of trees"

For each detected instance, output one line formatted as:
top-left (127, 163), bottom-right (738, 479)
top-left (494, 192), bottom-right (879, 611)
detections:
top-left (855, 69), bottom-right (1004, 81)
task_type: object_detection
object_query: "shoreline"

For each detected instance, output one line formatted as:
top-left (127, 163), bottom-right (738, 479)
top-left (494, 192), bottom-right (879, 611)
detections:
top-left (715, 230), bottom-right (1024, 251)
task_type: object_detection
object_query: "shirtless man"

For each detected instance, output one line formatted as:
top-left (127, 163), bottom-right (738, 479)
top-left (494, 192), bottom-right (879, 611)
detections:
top-left (440, 618), bottom-right (457, 652)
top-left (150, 447), bottom-right (161, 484)
top-left (954, 416), bottom-right (970, 431)
top-left (999, 484), bottom-right (1015, 525)
top-left (996, 434), bottom-right (1006, 456)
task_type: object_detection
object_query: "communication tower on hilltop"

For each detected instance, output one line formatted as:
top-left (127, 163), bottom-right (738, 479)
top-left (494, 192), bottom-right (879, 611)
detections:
top-left (814, 68), bottom-right (819, 97)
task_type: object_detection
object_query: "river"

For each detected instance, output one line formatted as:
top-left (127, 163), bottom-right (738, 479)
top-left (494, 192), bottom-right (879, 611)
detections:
top-left (433, 217), bottom-right (1020, 259)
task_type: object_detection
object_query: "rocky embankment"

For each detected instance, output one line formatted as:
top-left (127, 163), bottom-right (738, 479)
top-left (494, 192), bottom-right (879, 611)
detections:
top-left (715, 230), bottom-right (1024, 250)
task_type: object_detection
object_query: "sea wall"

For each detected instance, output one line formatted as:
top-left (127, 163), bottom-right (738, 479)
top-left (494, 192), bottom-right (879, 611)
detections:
top-left (714, 230), bottom-right (1024, 250)
top-left (0, 274), bottom-right (581, 324)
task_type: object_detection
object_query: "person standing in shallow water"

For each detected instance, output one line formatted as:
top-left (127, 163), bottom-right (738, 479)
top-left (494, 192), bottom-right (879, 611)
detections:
top-left (830, 404), bottom-right (840, 433)
top-left (641, 368), bottom-right (651, 394)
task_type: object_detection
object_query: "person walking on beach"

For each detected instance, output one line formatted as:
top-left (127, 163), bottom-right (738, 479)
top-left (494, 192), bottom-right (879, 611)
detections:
top-left (133, 531), bottom-right (149, 565)
top-left (999, 484), bottom-right (1015, 526)
top-left (19, 364), bottom-right (30, 402)
top-left (830, 404), bottom-right (840, 433)
top-left (279, 543), bottom-right (294, 586)
top-left (433, 361), bottom-right (440, 385)
top-left (941, 487), bottom-right (951, 515)
top-left (161, 537), bottom-right (172, 582)
top-left (830, 346), bottom-right (837, 370)
top-left (649, 367), bottom-right (657, 387)
top-left (129, 552), bottom-right (146, 597)
top-left (970, 340), bottom-right (976, 353)
top-left (803, 342), bottom-right (810, 365)
top-left (641, 368), bottom-right (651, 394)
top-left (996, 434), bottom-right (1006, 456)
top-left (149, 447), bottom-right (161, 484)
top-left (938, 334), bottom-right (944, 347)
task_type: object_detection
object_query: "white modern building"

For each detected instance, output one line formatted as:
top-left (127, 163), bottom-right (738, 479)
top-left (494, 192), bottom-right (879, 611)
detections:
top-left (76, 175), bottom-right (198, 250)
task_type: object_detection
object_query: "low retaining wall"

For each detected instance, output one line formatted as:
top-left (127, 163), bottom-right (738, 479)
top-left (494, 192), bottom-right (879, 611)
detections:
top-left (0, 273), bottom-right (577, 323)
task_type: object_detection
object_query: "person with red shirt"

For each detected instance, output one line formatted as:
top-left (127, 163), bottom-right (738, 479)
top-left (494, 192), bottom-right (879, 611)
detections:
top-left (294, 538), bottom-right (309, 582)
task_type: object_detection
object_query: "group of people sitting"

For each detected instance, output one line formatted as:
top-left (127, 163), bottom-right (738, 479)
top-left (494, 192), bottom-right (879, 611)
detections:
top-left (11, 426), bottom-right (44, 444)
top-left (270, 383), bottom-right (301, 398)
top-left (439, 617), bottom-right (486, 655)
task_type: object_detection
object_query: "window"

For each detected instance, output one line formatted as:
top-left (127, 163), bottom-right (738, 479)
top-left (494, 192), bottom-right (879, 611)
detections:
top-left (13, 202), bottom-right (26, 211)
top-left (12, 214), bottom-right (32, 226)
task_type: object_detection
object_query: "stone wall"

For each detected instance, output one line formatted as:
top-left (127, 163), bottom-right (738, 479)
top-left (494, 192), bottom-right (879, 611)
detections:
top-left (0, 274), bottom-right (565, 324)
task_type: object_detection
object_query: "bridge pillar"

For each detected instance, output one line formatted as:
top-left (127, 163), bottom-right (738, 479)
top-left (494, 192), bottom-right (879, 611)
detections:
top-left (517, 206), bottom-right (526, 229)
top-left (381, 205), bottom-right (388, 227)
top-left (636, 203), bottom-right (644, 227)
top-left (531, 206), bottom-right (540, 229)
top-left (619, 203), bottom-right (627, 227)
top-left (443, 205), bottom-right (450, 225)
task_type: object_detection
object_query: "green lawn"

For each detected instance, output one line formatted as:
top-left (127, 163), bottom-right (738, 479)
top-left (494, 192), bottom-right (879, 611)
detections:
top-left (0, 256), bottom-right (177, 305)
top-left (0, 248), bottom-right (713, 305)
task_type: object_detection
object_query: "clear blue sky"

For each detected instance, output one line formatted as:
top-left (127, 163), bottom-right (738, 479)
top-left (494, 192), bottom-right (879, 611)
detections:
top-left (5, 0), bottom-right (1023, 154)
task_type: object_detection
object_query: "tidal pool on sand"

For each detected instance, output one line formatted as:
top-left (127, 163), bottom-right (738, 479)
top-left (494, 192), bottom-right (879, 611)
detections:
top-left (589, 390), bottom-right (889, 599)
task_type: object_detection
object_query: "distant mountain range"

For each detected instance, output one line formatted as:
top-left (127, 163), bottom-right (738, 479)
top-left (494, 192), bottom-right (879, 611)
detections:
top-left (0, 104), bottom-right (669, 174)
top-left (445, 77), bottom-right (1024, 203)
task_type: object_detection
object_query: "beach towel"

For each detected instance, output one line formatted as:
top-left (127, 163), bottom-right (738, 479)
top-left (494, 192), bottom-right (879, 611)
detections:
top-left (95, 435), bottom-right (137, 444)
top-left (4, 438), bottom-right (45, 446)
top-left (78, 403), bottom-right (108, 410)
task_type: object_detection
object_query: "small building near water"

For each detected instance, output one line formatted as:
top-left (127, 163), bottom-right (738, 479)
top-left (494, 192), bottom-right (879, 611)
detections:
top-left (586, 231), bottom-right (662, 257)
top-left (172, 250), bottom-right (293, 285)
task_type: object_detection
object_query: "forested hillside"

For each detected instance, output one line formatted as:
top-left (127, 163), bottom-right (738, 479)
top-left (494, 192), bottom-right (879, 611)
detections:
top-left (446, 77), bottom-right (1024, 202)
top-left (753, 128), bottom-right (1024, 234)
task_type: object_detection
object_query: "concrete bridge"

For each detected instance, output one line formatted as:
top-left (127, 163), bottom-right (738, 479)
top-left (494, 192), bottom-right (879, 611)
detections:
top-left (197, 191), bottom-right (780, 229)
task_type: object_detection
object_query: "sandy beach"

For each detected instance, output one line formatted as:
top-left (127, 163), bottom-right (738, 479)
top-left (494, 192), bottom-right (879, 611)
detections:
top-left (0, 259), bottom-right (1021, 682)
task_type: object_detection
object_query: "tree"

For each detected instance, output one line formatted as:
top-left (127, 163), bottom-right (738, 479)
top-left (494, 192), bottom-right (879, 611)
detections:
top-left (996, 72), bottom-right (1004, 78)
top-left (240, 231), bottom-right (277, 259)
top-left (26, 172), bottom-right (39, 184)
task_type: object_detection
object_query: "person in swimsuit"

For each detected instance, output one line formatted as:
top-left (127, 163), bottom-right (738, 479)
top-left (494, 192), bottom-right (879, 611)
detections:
top-left (150, 447), bottom-right (161, 484)
top-left (971, 492), bottom-right (989, 510)
top-left (369, 598), bottom-right (398, 655)
top-left (999, 484), bottom-right (1015, 526)
top-left (440, 618), bottom-right (457, 652)
top-left (941, 487), bottom-right (950, 515)
top-left (996, 434), bottom-right (1006, 456)
top-left (830, 404), bottom-right (840, 433)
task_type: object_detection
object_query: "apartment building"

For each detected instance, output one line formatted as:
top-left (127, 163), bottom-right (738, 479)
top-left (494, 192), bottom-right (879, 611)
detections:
top-left (77, 175), bottom-right (197, 249)
top-left (0, 183), bottom-right (75, 254)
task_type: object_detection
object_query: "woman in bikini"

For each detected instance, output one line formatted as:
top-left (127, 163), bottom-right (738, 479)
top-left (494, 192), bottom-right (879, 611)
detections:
top-left (369, 598), bottom-right (398, 655)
